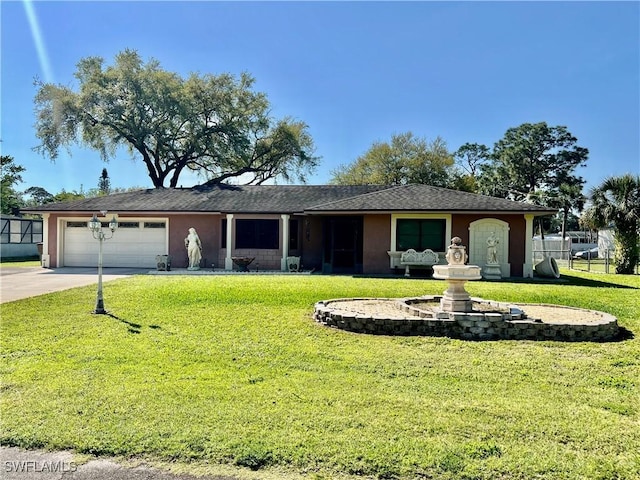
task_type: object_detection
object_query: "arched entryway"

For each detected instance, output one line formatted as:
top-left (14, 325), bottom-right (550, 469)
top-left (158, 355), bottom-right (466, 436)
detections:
top-left (469, 219), bottom-right (510, 278)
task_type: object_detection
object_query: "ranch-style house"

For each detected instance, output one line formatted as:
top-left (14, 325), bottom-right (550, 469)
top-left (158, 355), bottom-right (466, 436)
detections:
top-left (23, 184), bottom-right (556, 278)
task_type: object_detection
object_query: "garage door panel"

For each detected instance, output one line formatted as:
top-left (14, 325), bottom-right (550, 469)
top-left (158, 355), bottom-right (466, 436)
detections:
top-left (64, 253), bottom-right (98, 267)
top-left (63, 221), bottom-right (166, 268)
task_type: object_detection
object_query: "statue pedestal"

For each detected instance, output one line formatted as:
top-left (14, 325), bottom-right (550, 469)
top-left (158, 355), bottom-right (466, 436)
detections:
top-left (483, 263), bottom-right (502, 280)
top-left (440, 279), bottom-right (474, 311)
top-left (433, 264), bottom-right (482, 312)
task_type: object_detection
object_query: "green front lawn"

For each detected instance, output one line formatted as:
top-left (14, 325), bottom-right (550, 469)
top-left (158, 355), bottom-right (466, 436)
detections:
top-left (1, 272), bottom-right (639, 479)
top-left (0, 256), bottom-right (41, 267)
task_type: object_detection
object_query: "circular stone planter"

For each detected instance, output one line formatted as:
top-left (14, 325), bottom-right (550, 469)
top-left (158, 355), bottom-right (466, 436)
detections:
top-left (314, 296), bottom-right (619, 342)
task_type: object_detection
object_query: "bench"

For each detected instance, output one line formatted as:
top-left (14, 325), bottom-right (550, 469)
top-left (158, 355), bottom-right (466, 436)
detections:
top-left (400, 249), bottom-right (439, 277)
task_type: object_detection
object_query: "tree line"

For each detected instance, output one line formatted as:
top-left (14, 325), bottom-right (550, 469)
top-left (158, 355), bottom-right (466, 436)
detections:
top-left (0, 158), bottom-right (137, 214)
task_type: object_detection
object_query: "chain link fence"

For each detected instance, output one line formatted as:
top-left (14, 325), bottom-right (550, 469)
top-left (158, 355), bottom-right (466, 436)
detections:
top-left (533, 234), bottom-right (639, 275)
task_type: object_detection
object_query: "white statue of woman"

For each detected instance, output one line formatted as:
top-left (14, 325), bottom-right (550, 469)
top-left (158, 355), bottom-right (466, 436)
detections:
top-left (487, 232), bottom-right (499, 265)
top-left (184, 227), bottom-right (202, 270)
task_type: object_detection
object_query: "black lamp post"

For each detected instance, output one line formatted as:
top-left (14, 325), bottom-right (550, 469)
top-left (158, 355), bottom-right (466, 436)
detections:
top-left (88, 213), bottom-right (118, 314)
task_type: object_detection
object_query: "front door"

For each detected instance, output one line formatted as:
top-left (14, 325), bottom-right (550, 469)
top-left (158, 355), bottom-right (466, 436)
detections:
top-left (322, 216), bottom-right (363, 274)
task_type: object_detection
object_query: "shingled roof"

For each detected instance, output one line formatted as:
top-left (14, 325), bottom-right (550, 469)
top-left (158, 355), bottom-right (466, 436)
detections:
top-left (23, 184), bottom-right (555, 215)
top-left (23, 185), bottom-right (387, 214)
top-left (306, 184), bottom-right (556, 213)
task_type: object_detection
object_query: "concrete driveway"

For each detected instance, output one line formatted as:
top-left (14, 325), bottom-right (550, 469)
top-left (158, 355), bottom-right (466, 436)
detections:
top-left (0, 267), bottom-right (147, 304)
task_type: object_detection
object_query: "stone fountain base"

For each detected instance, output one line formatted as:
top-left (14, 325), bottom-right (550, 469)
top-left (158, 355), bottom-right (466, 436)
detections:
top-left (316, 237), bottom-right (618, 341)
top-left (433, 264), bottom-right (481, 312)
top-left (313, 296), bottom-right (619, 342)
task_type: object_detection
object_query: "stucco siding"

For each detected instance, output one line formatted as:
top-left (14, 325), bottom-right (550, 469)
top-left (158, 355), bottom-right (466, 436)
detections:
top-left (169, 215), bottom-right (219, 269)
top-left (363, 214), bottom-right (392, 274)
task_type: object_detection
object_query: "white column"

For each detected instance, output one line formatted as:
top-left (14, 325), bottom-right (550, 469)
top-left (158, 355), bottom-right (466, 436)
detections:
top-left (41, 213), bottom-right (50, 268)
top-left (524, 214), bottom-right (534, 278)
top-left (225, 214), bottom-right (234, 270)
top-left (280, 214), bottom-right (290, 271)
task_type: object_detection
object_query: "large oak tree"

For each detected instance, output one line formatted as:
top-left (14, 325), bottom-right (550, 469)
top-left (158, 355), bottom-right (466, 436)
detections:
top-left (34, 49), bottom-right (318, 188)
top-left (330, 132), bottom-right (466, 189)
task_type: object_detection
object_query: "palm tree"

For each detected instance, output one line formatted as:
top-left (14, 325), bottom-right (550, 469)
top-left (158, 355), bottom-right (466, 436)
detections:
top-left (551, 181), bottom-right (586, 242)
top-left (582, 174), bottom-right (640, 274)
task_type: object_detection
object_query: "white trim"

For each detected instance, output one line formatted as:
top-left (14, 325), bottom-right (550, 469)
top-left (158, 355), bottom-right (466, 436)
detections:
top-left (225, 214), bottom-right (234, 270)
top-left (41, 213), bottom-right (50, 268)
top-left (524, 214), bottom-right (535, 278)
top-left (468, 218), bottom-right (511, 278)
top-left (390, 213), bottom-right (452, 252)
top-left (389, 213), bottom-right (451, 269)
top-left (280, 214), bottom-right (290, 271)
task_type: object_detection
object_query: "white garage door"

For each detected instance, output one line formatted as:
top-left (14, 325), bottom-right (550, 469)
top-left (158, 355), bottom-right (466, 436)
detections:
top-left (63, 220), bottom-right (167, 268)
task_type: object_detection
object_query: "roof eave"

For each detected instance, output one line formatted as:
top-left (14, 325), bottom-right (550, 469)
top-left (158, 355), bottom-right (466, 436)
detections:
top-left (21, 209), bottom-right (223, 215)
top-left (304, 209), bottom-right (557, 216)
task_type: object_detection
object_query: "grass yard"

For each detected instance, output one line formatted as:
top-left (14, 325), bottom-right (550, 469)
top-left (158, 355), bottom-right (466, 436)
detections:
top-left (570, 259), bottom-right (640, 275)
top-left (1, 272), bottom-right (639, 479)
top-left (0, 256), bottom-right (41, 267)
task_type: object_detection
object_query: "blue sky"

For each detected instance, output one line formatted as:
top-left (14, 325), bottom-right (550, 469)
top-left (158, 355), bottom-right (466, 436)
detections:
top-left (1, 1), bottom-right (638, 196)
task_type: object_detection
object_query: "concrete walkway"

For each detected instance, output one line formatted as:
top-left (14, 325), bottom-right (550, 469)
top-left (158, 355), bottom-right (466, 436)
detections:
top-left (0, 267), bottom-right (146, 304)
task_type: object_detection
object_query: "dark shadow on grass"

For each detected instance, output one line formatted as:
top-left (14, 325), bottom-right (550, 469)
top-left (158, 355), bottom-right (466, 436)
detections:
top-left (106, 313), bottom-right (142, 334)
top-left (612, 327), bottom-right (635, 342)
top-left (550, 274), bottom-right (636, 289)
top-left (102, 314), bottom-right (163, 334)
top-left (353, 271), bottom-right (435, 280)
top-left (473, 328), bottom-right (635, 343)
top-left (501, 274), bottom-right (637, 289)
top-left (353, 272), bottom-right (637, 289)
top-left (353, 271), bottom-right (637, 289)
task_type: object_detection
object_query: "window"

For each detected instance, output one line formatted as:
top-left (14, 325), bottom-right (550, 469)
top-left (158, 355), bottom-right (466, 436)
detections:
top-left (32, 222), bottom-right (42, 243)
top-left (10, 220), bottom-right (22, 243)
top-left (396, 219), bottom-right (446, 252)
top-left (0, 220), bottom-right (7, 244)
top-left (69, 220), bottom-right (117, 228)
top-left (1, 218), bottom-right (43, 244)
top-left (144, 222), bottom-right (165, 228)
top-left (221, 219), bottom-right (227, 248)
top-left (289, 219), bottom-right (299, 250)
top-left (118, 222), bottom-right (140, 229)
top-left (236, 219), bottom-right (279, 249)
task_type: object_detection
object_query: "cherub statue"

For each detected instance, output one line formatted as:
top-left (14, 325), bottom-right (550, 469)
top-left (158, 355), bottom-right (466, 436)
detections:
top-left (445, 236), bottom-right (467, 265)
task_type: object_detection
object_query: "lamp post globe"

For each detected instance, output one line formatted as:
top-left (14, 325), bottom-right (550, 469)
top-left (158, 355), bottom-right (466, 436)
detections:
top-left (88, 215), bottom-right (101, 233)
